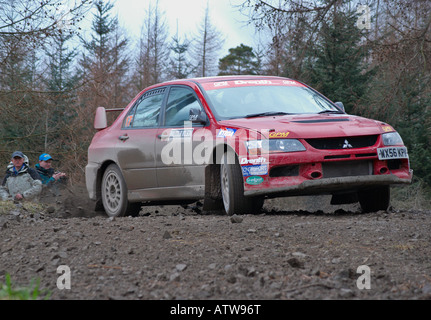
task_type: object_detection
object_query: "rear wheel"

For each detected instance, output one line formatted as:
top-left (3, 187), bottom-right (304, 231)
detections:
top-left (358, 185), bottom-right (390, 213)
top-left (220, 152), bottom-right (264, 215)
top-left (101, 164), bottom-right (141, 217)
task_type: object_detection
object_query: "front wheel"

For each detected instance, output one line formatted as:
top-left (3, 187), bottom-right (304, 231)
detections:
top-left (358, 185), bottom-right (390, 213)
top-left (101, 164), bottom-right (141, 217)
top-left (220, 152), bottom-right (264, 215)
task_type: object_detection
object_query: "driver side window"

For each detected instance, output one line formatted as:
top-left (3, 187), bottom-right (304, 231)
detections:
top-left (164, 87), bottom-right (205, 127)
top-left (123, 88), bottom-right (165, 128)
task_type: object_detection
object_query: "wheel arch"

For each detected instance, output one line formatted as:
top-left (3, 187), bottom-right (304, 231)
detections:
top-left (203, 143), bottom-right (239, 211)
top-left (94, 160), bottom-right (117, 211)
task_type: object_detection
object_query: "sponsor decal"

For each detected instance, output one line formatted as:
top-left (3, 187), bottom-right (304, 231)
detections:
top-left (242, 164), bottom-right (268, 177)
top-left (214, 81), bottom-right (229, 87)
top-left (269, 131), bottom-right (290, 139)
top-left (168, 128), bottom-right (194, 139)
top-left (234, 80), bottom-right (274, 85)
top-left (246, 176), bottom-right (264, 185)
top-left (240, 157), bottom-right (267, 165)
top-left (282, 80), bottom-right (300, 86)
top-left (202, 79), bottom-right (305, 91)
top-left (217, 127), bottom-right (237, 138)
top-left (381, 125), bottom-right (393, 132)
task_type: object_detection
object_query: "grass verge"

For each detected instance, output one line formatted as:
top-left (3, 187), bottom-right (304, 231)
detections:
top-left (0, 274), bottom-right (51, 300)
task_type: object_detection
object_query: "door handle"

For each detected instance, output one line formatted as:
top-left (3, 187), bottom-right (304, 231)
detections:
top-left (119, 135), bottom-right (129, 141)
top-left (158, 134), bottom-right (170, 140)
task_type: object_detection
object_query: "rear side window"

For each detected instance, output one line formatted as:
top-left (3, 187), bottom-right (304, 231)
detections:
top-left (164, 86), bottom-right (205, 127)
top-left (124, 88), bottom-right (166, 128)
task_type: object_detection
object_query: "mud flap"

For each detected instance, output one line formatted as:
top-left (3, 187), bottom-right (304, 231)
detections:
top-left (203, 164), bottom-right (224, 211)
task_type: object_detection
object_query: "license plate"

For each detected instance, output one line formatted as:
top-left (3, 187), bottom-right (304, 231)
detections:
top-left (377, 147), bottom-right (409, 160)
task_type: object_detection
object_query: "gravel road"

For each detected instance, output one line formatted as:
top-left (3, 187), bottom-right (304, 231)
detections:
top-left (1, 185), bottom-right (431, 301)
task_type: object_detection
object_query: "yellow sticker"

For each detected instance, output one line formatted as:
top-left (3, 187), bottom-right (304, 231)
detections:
top-left (269, 132), bottom-right (290, 138)
top-left (381, 125), bottom-right (393, 132)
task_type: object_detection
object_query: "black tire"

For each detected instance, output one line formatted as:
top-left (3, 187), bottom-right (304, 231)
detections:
top-left (220, 152), bottom-right (264, 215)
top-left (101, 164), bottom-right (141, 217)
top-left (358, 185), bottom-right (390, 213)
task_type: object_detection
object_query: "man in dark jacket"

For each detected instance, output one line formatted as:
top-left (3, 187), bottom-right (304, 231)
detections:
top-left (35, 153), bottom-right (66, 186)
top-left (0, 151), bottom-right (42, 201)
top-left (34, 153), bottom-right (67, 197)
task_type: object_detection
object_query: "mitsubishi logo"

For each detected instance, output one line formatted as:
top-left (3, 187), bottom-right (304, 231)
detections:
top-left (343, 139), bottom-right (353, 149)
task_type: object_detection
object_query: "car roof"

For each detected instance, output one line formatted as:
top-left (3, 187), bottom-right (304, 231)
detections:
top-left (159, 75), bottom-right (292, 86)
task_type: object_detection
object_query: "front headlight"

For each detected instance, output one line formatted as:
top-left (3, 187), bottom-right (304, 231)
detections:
top-left (382, 132), bottom-right (404, 146)
top-left (246, 139), bottom-right (306, 154)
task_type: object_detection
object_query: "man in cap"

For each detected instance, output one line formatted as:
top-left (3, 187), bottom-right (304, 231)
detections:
top-left (35, 153), bottom-right (67, 186)
top-left (0, 151), bottom-right (42, 201)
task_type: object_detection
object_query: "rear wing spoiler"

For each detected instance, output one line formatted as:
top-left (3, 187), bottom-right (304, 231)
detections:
top-left (94, 107), bottom-right (125, 130)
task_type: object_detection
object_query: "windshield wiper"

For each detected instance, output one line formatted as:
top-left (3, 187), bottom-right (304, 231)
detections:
top-left (318, 110), bottom-right (345, 114)
top-left (244, 111), bottom-right (291, 118)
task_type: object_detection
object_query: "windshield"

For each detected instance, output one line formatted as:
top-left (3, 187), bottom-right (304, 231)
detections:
top-left (204, 84), bottom-right (341, 120)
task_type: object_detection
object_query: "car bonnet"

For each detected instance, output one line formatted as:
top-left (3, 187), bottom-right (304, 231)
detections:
top-left (217, 114), bottom-right (386, 139)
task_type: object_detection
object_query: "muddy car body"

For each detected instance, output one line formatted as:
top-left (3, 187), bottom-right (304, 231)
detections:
top-left (85, 76), bottom-right (413, 217)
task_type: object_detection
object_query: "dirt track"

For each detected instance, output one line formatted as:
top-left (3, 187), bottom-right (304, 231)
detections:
top-left (1, 185), bottom-right (431, 300)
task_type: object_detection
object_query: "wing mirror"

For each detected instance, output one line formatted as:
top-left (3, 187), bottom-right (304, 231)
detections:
top-left (189, 108), bottom-right (208, 125)
top-left (334, 102), bottom-right (345, 112)
top-left (94, 107), bottom-right (125, 130)
top-left (94, 107), bottom-right (108, 130)
top-left (335, 101), bottom-right (346, 112)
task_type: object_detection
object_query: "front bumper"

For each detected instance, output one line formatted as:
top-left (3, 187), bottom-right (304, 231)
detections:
top-left (244, 171), bottom-right (413, 198)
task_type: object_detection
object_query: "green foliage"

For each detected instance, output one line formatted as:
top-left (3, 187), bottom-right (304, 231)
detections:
top-left (306, 9), bottom-right (370, 113)
top-left (0, 274), bottom-right (51, 300)
top-left (90, 0), bottom-right (116, 51)
top-left (384, 83), bottom-right (431, 186)
top-left (169, 34), bottom-right (196, 79)
top-left (218, 44), bottom-right (261, 75)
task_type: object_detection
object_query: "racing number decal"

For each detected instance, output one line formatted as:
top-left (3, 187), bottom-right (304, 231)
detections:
top-left (125, 115), bottom-right (133, 127)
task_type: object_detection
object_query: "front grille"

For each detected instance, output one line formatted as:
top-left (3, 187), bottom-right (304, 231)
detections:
top-left (388, 159), bottom-right (401, 170)
top-left (270, 165), bottom-right (299, 177)
top-left (323, 160), bottom-right (373, 178)
top-left (305, 135), bottom-right (378, 150)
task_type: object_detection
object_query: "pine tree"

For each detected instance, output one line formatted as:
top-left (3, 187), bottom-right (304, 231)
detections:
top-left (168, 29), bottom-right (195, 80)
top-left (0, 31), bottom-right (45, 159)
top-left (43, 31), bottom-right (79, 151)
top-left (218, 44), bottom-right (260, 76)
top-left (307, 8), bottom-right (370, 113)
top-left (79, 0), bottom-right (129, 108)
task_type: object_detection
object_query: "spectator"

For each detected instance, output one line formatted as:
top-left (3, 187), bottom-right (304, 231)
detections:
top-left (0, 151), bottom-right (42, 201)
top-left (35, 153), bottom-right (67, 186)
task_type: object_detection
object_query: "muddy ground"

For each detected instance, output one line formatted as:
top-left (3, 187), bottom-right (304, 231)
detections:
top-left (0, 184), bottom-right (431, 301)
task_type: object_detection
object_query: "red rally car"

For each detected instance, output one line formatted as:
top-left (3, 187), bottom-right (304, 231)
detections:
top-left (85, 76), bottom-right (413, 217)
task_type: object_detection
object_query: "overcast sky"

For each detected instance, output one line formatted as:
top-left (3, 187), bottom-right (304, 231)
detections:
top-left (111, 0), bottom-right (260, 56)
